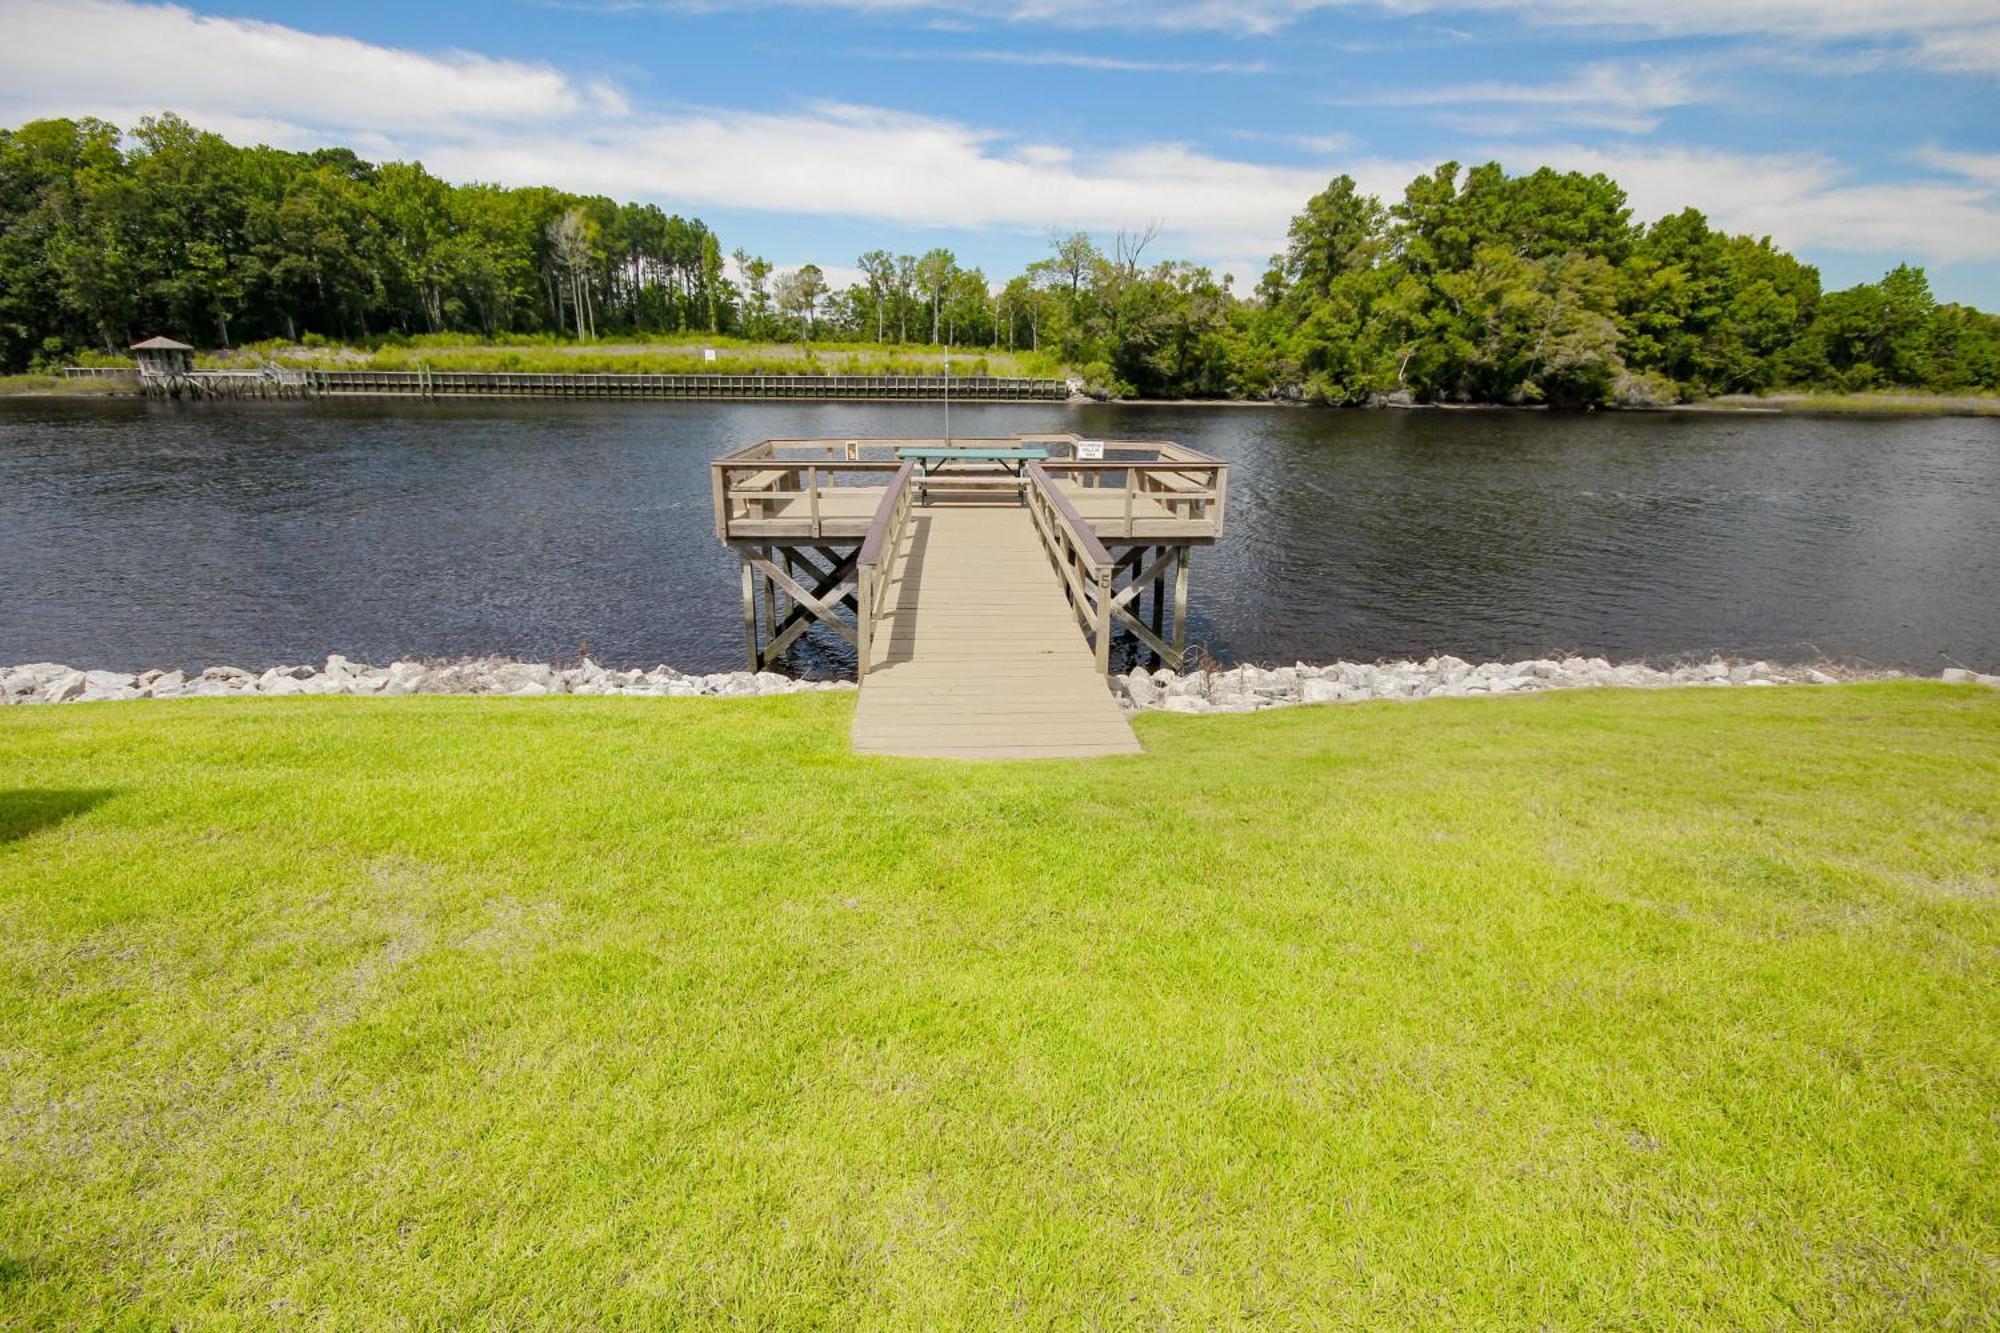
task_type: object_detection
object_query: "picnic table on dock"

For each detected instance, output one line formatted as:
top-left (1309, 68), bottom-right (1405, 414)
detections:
top-left (897, 445), bottom-right (1048, 503)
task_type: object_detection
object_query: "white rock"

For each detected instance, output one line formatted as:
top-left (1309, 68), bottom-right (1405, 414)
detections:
top-left (141, 670), bottom-right (187, 697)
top-left (489, 662), bottom-right (557, 691)
top-left (1301, 678), bottom-right (1344, 704)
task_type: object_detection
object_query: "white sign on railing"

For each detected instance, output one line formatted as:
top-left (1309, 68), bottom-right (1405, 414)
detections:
top-left (1077, 440), bottom-right (1105, 460)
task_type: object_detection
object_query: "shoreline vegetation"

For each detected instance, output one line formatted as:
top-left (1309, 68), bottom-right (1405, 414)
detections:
top-left (6, 114), bottom-right (1997, 409)
top-left (7, 360), bottom-right (1998, 417)
top-left (5, 682), bottom-right (1997, 1323)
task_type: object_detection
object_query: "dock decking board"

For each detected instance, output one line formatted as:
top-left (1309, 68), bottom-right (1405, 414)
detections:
top-left (851, 504), bottom-right (1142, 760)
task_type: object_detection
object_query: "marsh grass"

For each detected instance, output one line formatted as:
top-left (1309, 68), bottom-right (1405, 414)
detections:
top-left (0, 374), bottom-right (133, 396)
top-left (195, 334), bottom-right (1060, 380)
top-left (1702, 391), bottom-right (2000, 417)
top-left (2, 684), bottom-right (1996, 1325)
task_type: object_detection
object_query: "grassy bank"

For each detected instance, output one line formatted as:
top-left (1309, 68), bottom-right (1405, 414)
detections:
top-left (4, 684), bottom-right (1996, 1325)
top-left (0, 373), bottom-right (134, 397)
top-left (1698, 390), bottom-right (2000, 417)
top-left (190, 334), bottom-right (1061, 380)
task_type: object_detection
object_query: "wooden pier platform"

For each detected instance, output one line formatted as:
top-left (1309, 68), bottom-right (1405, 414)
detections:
top-left (711, 434), bottom-right (1227, 760)
top-left (851, 502), bottom-right (1141, 759)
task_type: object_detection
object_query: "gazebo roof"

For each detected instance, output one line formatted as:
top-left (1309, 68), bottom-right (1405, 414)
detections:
top-left (130, 336), bottom-right (194, 351)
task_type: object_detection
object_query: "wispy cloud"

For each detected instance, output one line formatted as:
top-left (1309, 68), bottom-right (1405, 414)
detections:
top-left (626, 0), bottom-right (2000, 73)
top-left (1229, 129), bottom-right (1358, 153)
top-left (1327, 60), bottom-right (1706, 134)
top-left (1918, 148), bottom-right (2000, 187)
top-left (1, 0), bottom-right (625, 138)
top-left (1506, 142), bottom-right (2000, 263)
top-left (846, 46), bottom-right (1267, 73)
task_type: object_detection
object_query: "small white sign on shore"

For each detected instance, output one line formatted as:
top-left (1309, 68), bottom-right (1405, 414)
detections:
top-left (703, 347), bottom-right (716, 363)
top-left (1077, 440), bottom-right (1105, 460)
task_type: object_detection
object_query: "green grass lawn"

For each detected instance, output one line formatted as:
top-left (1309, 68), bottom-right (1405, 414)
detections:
top-left (4, 684), bottom-right (1996, 1327)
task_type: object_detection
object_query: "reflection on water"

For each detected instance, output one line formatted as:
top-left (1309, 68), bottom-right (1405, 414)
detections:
top-left (1, 397), bottom-right (1995, 674)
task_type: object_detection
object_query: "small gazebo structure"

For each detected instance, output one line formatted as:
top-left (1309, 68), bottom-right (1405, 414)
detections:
top-left (130, 336), bottom-right (194, 378)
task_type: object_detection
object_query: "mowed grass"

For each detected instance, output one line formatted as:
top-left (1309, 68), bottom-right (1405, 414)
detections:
top-left (3, 684), bottom-right (1996, 1327)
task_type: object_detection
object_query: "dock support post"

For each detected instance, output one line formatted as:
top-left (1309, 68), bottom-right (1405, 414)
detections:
top-left (1093, 567), bottom-right (1113, 675)
top-left (1150, 545), bottom-right (1165, 667)
top-left (856, 567), bottom-right (873, 680)
top-left (740, 556), bottom-right (759, 670)
top-left (1170, 545), bottom-right (1191, 670)
top-left (761, 555), bottom-right (779, 648)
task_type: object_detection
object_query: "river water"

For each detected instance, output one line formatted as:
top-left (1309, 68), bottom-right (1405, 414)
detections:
top-left (1, 397), bottom-right (1995, 675)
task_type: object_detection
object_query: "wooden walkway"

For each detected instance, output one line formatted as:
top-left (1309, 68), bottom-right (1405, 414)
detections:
top-left (851, 501), bottom-right (1141, 759)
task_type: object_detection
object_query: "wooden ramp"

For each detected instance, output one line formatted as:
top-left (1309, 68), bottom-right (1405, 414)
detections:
top-left (852, 502), bottom-right (1141, 759)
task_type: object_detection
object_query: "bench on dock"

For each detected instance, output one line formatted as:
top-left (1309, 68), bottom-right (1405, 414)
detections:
top-left (896, 446), bottom-right (1049, 504)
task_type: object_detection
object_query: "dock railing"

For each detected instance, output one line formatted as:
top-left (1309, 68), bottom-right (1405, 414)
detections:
top-left (1034, 445), bottom-right (1229, 540)
top-left (1025, 461), bottom-right (1119, 673)
top-left (710, 439), bottom-right (903, 543)
top-left (854, 462), bottom-right (920, 678)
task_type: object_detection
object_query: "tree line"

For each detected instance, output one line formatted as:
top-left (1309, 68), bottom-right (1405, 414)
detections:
top-left (3, 113), bottom-right (1995, 403)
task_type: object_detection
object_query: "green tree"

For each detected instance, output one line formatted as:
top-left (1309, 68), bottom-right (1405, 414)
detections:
top-left (914, 247), bottom-right (955, 344)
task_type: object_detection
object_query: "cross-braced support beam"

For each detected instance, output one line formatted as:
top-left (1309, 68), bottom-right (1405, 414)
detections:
top-left (1099, 543), bottom-right (1196, 670)
top-left (736, 543), bottom-right (861, 670)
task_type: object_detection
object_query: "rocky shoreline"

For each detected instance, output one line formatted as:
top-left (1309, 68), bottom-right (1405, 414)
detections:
top-left (4, 653), bottom-right (1993, 709)
top-left (0, 656), bottom-right (854, 705)
top-left (1109, 656), bottom-right (1997, 713)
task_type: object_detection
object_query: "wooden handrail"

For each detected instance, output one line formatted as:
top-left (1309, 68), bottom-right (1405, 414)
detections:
top-left (1025, 462), bottom-right (1117, 672)
top-left (855, 462), bottom-right (918, 678)
top-left (858, 462), bottom-right (917, 566)
top-left (712, 457), bottom-right (907, 541)
top-left (1025, 462), bottom-right (1114, 568)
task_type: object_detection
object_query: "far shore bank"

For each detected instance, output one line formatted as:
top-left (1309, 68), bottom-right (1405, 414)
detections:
top-left (7, 371), bottom-right (1998, 418)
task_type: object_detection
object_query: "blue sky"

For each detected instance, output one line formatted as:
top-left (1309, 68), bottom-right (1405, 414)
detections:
top-left (4, 0), bottom-right (1998, 304)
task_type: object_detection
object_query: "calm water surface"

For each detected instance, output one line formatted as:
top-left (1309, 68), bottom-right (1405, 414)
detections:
top-left (2, 397), bottom-right (1995, 674)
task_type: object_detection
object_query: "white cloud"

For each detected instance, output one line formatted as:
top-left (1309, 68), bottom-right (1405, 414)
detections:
top-left (639, 0), bottom-right (2000, 71)
top-left (0, 0), bottom-right (621, 135)
top-left (1920, 148), bottom-right (2000, 187)
top-left (1328, 60), bottom-right (1705, 133)
top-left (1507, 143), bottom-right (2000, 262)
top-left (1230, 129), bottom-right (1359, 153)
top-left (848, 46), bottom-right (1267, 73)
top-left (417, 102), bottom-right (1397, 260)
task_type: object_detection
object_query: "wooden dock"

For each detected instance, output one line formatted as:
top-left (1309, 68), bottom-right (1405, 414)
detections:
top-left (851, 503), bottom-right (1141, 758)
top-left (712, 434), bottom-right (1227, 759)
